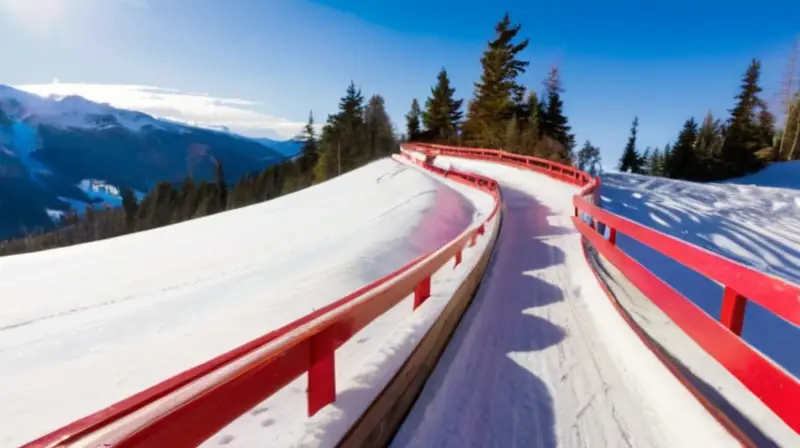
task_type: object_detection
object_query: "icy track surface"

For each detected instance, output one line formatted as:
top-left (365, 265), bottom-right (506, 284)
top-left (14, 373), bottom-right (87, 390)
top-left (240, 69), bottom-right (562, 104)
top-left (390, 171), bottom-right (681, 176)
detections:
top-left (0, 158), bottom-right (482, 447)
top-left (601, 172), bottom-right (800, 377)
top-left (393, 158), bottom-right (736, 448)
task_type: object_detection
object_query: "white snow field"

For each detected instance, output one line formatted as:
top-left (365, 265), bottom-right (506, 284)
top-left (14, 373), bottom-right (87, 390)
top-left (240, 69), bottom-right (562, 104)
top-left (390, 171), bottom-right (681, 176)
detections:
top-left (600, 170), bottom-right (800, 378)
top-left (394, 158), bottom-right (735, 448)
top-left (0, 157), bottom-right (494, 448)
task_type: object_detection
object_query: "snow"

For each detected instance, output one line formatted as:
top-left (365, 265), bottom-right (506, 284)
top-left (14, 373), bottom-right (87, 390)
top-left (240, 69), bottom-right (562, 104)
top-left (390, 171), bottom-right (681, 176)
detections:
top-left (600, 172), bottom-right (800, 377)
top-left (0, 84), bottom-right (174, 133)
top-left (727, 161), bottom-right (800, 190)
top-left (0, 157), bottom-right (489, 447)
top-left (394, 158), bottom-right (735, 448)
top-left (203, 166), bottom-right (497, 447)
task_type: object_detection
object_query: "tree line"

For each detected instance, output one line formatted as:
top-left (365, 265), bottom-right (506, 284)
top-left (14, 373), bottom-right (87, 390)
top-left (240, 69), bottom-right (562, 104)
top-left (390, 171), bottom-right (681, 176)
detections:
top-left (618, 51), bottom-right (800, 181)
top-left (403, 13), bottom-right (586, 167)
top-left (0, 82), bottom-right (398, 256)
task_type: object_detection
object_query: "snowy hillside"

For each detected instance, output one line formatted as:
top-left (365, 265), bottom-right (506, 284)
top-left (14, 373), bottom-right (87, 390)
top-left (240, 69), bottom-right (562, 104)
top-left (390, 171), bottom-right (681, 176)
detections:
top-left (0, 85), bottom-right (288, 240)
top-left (0, 157), bottom-right (494, 447)
top-left (600, 171), bottom-right (800, 378)
top-left (726, 160), bottom-right (800, 190)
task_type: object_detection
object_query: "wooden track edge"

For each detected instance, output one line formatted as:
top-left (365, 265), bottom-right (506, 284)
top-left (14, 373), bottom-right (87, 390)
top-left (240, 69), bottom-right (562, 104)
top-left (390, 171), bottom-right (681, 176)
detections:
top-left (336, 207), bottom-right (504, 448)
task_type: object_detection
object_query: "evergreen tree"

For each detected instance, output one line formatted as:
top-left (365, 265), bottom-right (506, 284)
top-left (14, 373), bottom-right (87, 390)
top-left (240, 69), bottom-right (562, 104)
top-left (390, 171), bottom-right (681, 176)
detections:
top-left (648, 147), bottom-right (664, 176)
top-left (667, 118), bottom-right (700, 179)
top-left (539, 67), bottom-right (575, 162)
top-left (405, 98), bottom-right (422, 141)
top-left (641, 147), bottom-right (652, 173)
top-left (618, 117), bottom-right (645, 173)
top-left (422, 68), bottom-right (463, 142)
top-left (696, 111), bottom-right (724, 158)
top-left (518, 92), bottom-right (541, 155)
top-left (462, 13), bottom-right (529, 147)
top-left (720, 59), bottom-right (768, 176)
top-left (577, 141), bottom-right (602, 176)
top-left (297, 111), bottom-right (319, 173)
top-left (364, 94), bottom-right (396, 160)
top-left (215, 159), bottom-right (228, 211)
top-left (120, 187), bottom-right (138, 229)
top-left (504, 116), bottom-right (520, 153)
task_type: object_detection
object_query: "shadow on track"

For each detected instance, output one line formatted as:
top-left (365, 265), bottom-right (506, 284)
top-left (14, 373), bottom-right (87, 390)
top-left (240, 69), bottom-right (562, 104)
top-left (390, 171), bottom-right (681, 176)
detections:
top-left (390, 186), bottom-right (572, 448)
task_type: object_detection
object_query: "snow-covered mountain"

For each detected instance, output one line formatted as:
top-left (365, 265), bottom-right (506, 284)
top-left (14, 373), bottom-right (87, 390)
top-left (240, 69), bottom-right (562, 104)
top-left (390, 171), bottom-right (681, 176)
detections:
top-left (0, 84), bottom-right (288, 240)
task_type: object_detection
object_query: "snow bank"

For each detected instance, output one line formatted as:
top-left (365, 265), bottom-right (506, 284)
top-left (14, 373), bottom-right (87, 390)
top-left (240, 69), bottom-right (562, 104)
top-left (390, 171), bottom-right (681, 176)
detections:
top-left (600, 172), bottom-right (800, 377)
top-left (727, 161), bottom-right (800, 190)
top-left (0, 158), bottom-right (480, 447)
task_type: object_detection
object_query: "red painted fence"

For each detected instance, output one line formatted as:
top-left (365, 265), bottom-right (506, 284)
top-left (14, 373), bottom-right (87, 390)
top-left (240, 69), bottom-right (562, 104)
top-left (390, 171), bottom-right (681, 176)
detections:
top-left (23, 152), bottom-right (501, 447)
top-left (410, 142), bottom-right (800, 436)
top-left (23, 143), bottom-right (799, 446)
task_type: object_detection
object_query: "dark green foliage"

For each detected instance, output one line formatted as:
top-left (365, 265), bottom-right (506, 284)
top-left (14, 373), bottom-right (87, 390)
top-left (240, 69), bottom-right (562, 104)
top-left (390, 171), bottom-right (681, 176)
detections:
top-left (405, 99), bottom-right (422, 141)
top-left (577, 141), bottom-right (602, 176)
top-left (539, 67), bottom-right (575, 162)
top-left (719, 59), bottom-right (768, 177)
top-left (297, 111), bottom-right (319, 173)
top-left (666, 118), bottom-right (701, 179)
top-left (462, 12), bottom-right (529, 147)
top-left (421, 68), bottom-right (464, 142)
top-left (618, 117), bottom-right (645, 173)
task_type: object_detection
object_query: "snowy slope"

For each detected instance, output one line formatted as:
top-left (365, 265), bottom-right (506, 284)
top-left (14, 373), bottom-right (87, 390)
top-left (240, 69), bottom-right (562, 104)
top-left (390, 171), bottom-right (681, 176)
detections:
top-left (395, 158), bottom-right (734, 448)
top-left (726, 161), bottom-right (800, 190)
top-left (600, 172), bottom-right (800, 377)
top-left (0, 158), bottom-right (486, 447)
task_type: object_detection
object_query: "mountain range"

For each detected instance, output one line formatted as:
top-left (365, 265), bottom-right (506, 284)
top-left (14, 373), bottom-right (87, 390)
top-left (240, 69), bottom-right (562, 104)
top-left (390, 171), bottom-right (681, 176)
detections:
top-left (0, 85), bottom-right (303, 241)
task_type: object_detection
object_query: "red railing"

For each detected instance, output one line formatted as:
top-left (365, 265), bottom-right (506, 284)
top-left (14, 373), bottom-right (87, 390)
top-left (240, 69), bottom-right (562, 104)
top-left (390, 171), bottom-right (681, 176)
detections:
top-left (411, 142), bottom-right (800, 435)
top-left (23, 152), bottom-right (502, 447)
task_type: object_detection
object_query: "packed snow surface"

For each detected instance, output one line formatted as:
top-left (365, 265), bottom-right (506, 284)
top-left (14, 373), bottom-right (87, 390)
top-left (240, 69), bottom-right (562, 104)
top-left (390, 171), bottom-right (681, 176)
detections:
top-left (726, 160), bottom-right (800, 190)
top-left (0, 158), bottom-right (486, 447)
top-left (394, 158), bottom-right (735, 448)
top-left (600, 172), bottom-right (800, 376)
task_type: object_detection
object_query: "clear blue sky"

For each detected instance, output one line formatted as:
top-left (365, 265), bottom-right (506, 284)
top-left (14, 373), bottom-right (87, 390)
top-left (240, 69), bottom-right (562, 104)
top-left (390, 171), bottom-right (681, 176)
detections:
top-left (2, 0), bottom-right (799, 167)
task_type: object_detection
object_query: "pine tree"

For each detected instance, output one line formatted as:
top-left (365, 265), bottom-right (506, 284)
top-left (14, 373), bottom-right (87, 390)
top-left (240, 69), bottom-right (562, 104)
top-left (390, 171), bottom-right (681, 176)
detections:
top-left (462, 12), bottom-right (529, 147)
top-left (120, 187), bottom-right (138, 229)
top-left (405, 98), bottom-right (422, 141)
top-left (721, 59), bottom-right (767, 176)
top-left (667, 118), bottom-right (700, 179)
top-left (215, 159), bottom-right (228, 210)
top-left (331, 81), bottom-right (366, 173)
top-left (364, 94), bottom-right (396, 160)
top-left (422, 68), bottom-right (464, 142)
top-left (696, 111), bottom-right (724, 158)
top-left (518, 92), bottom-right (541, 155)
top-left (504, 116), bottom-right (520, 153)
top-left (618, 117), bottom-right (645, 173)
top-left (641, 147), bottom-right (652, 174)
top-left (577, 141), bottom-right (602, 176)
top-left (297, 111), bottom-right (319, 173)
top-left (539, 67), bottom-right (575, 162)
top-left (649, 147), bottom-right (664, 176)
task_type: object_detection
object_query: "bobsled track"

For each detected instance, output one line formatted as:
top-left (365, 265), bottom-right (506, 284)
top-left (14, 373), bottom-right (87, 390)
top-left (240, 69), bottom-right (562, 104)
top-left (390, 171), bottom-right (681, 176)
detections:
top-left (14, 144), bottom-right (800, 447)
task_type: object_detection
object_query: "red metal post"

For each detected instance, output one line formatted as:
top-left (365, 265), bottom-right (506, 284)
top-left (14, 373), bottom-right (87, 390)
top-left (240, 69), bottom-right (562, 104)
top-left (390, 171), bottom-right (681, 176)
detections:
top-left (608, 227), bottom-right (617, 246)
top-left (720, 287), bottom-right (747, 336)
top-left (477, 224), bottom-right (485, 235)
top-left (308, 335), bottom-right (336, 416)
top-left (414, 276), bottom-right (431, 309)
top-left (454, 250), bottom-right (462, 268)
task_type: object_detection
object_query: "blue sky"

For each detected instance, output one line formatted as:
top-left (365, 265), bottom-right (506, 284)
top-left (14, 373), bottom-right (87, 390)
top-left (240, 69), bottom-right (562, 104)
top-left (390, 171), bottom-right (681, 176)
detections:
top-left (1, 0), bottom-right (799, 167)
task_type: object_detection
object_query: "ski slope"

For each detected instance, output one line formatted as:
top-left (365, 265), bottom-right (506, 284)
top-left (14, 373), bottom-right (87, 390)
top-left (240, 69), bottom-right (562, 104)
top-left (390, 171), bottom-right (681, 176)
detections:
top-left (601, 172), bottom-right (800, 377)
top-left (0, 158), bottom-right (493, 448)
top-left (394, 158), bottom-right (736, 448)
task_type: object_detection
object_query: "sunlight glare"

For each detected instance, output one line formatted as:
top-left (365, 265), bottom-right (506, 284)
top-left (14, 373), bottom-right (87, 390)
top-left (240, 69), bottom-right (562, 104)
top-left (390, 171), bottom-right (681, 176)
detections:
top-left (1, 0), bottom-right (68, 34)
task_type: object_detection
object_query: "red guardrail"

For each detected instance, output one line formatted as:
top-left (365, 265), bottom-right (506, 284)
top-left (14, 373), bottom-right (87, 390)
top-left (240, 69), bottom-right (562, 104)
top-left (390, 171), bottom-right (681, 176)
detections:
top-left (23, 153), bottom-right (502, 447)
top-left (410, 142), bottom-right (800, 436)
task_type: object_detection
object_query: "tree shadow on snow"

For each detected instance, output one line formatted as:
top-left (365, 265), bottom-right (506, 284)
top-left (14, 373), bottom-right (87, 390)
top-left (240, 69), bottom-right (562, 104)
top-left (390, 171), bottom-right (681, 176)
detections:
top-left (390, 186), bottom-right (572, 448)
